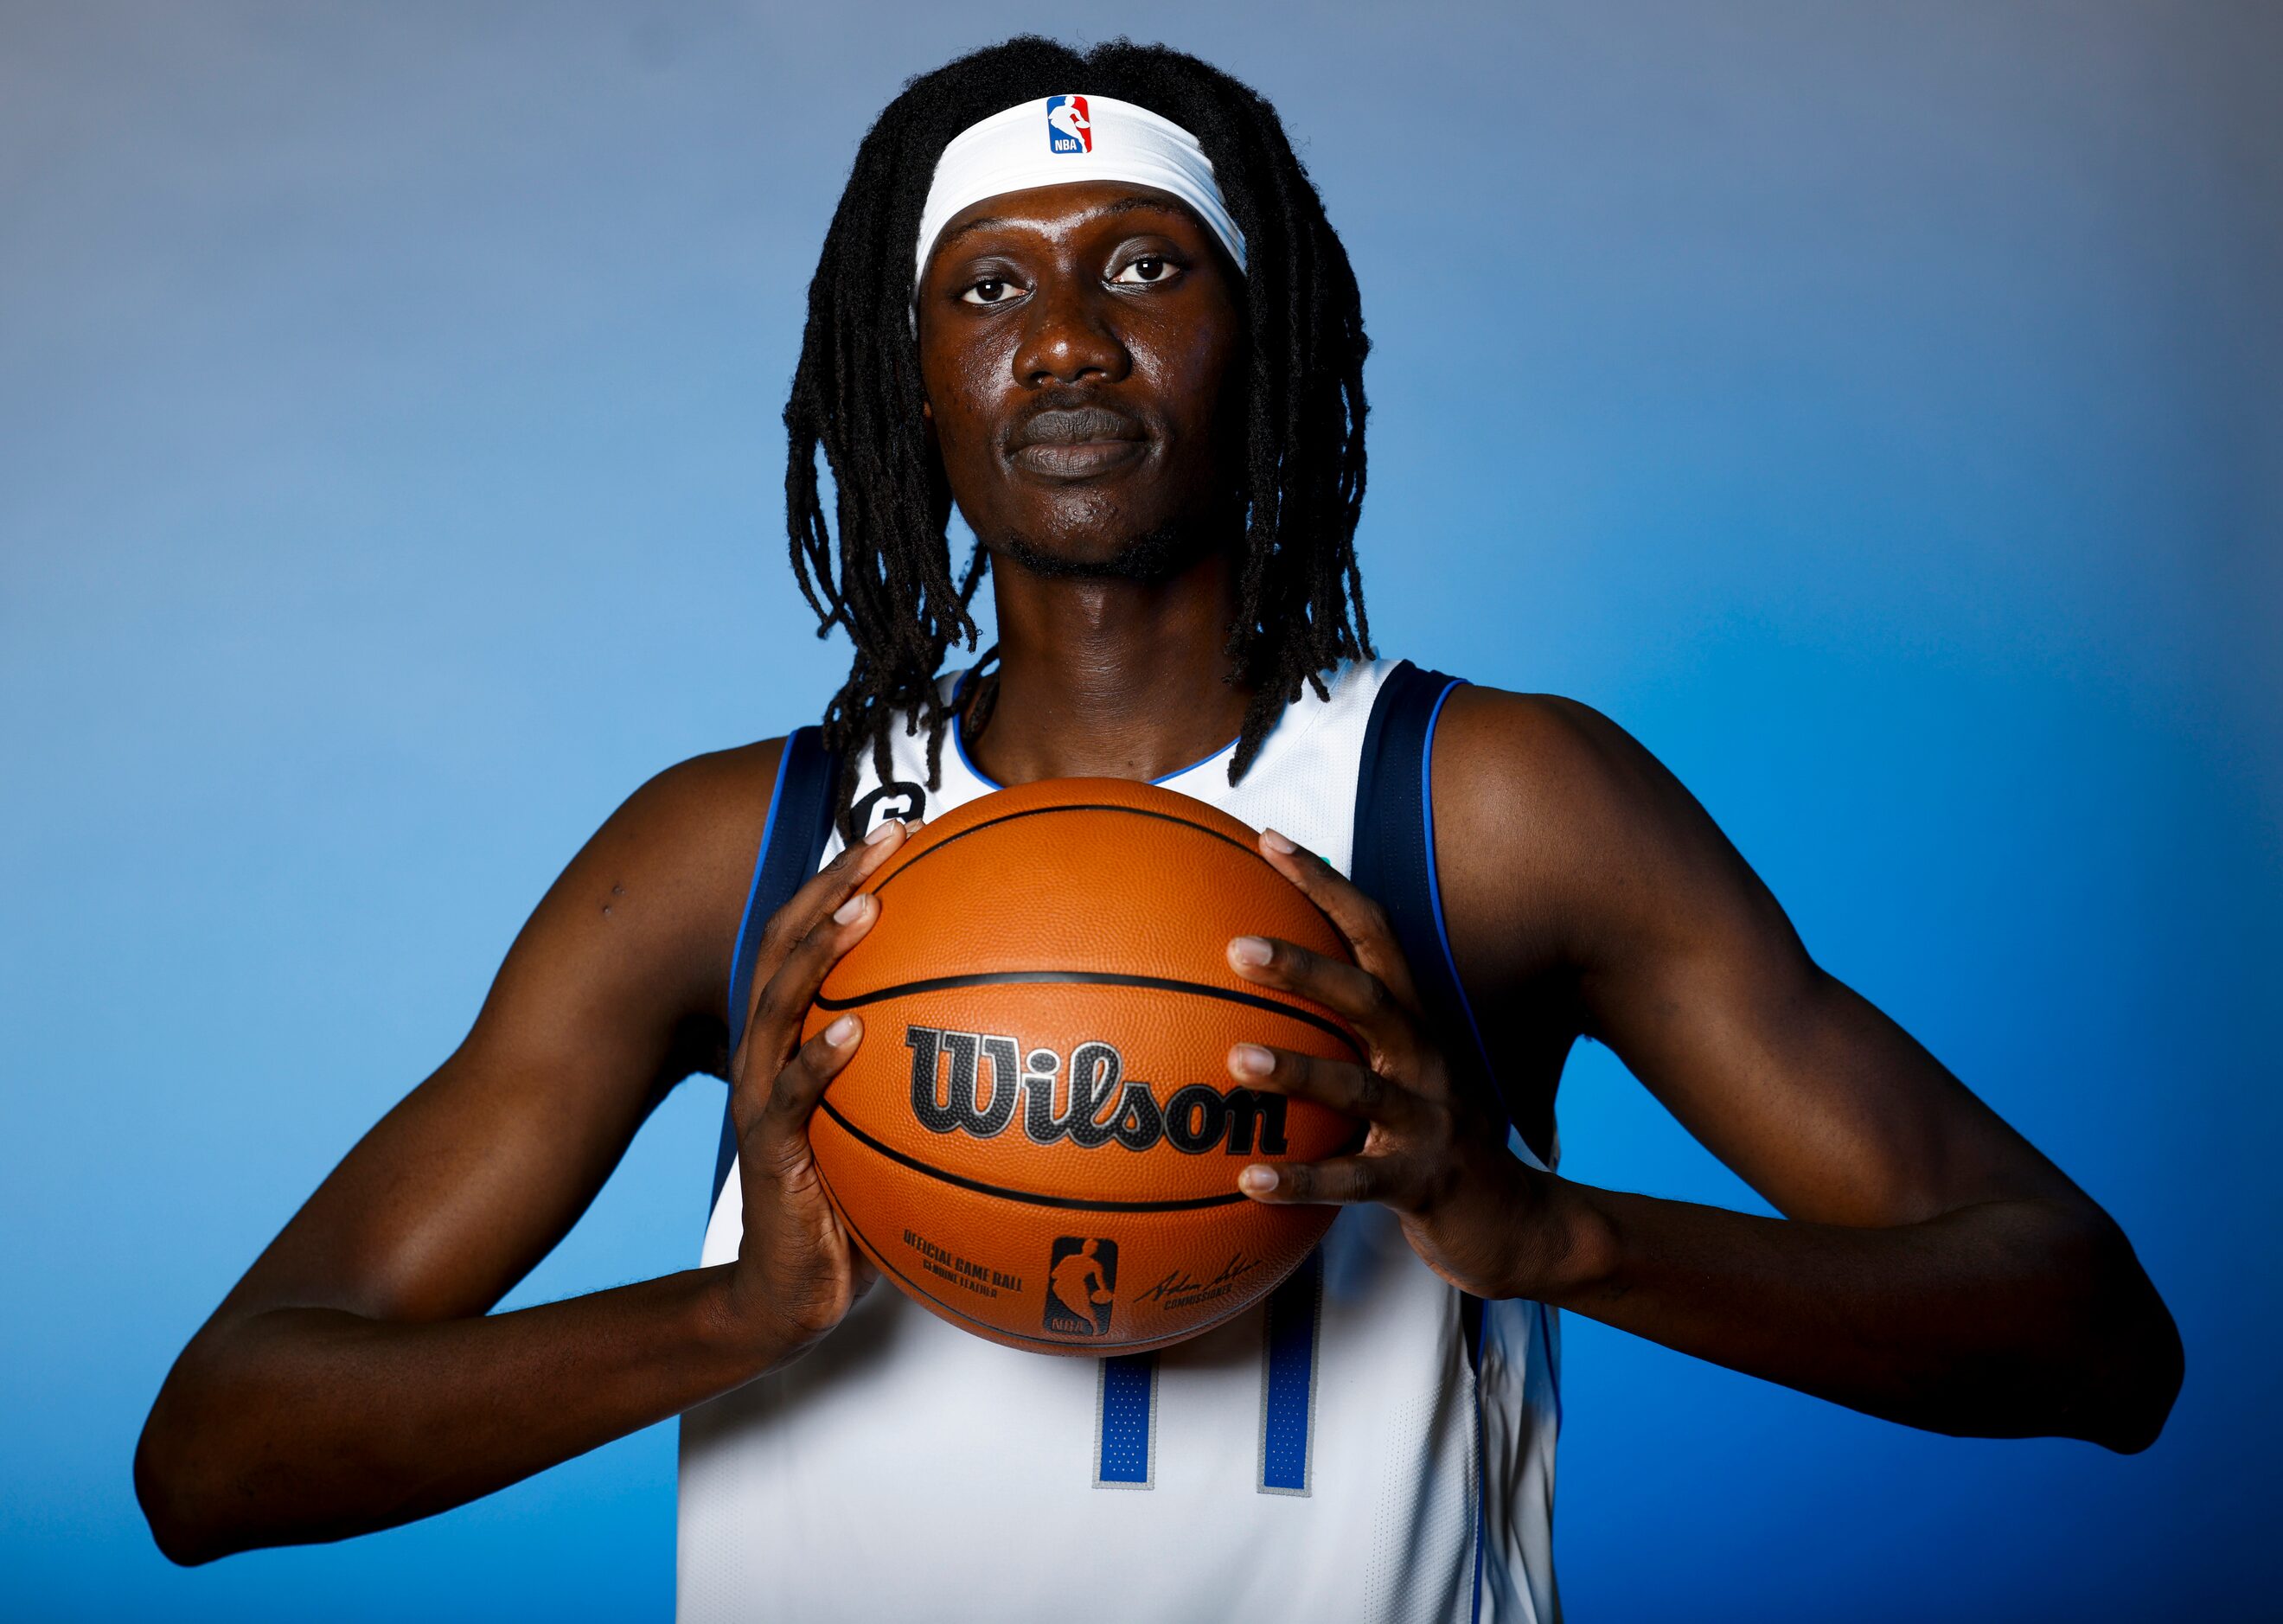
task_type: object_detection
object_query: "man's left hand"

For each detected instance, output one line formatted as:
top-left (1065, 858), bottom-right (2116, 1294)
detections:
top-left (1225, 829), bottom-right (1589, 1302)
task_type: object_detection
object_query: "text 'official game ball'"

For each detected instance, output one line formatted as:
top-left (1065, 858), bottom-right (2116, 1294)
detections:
top-left (802, 777), bottom-right (1361, 1354)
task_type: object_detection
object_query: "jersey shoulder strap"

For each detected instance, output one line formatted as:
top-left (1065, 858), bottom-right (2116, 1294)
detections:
top-left (1348, 660), bottom-right (1548, 1166)
top-left (714, 725), bottom-right (843, 1206)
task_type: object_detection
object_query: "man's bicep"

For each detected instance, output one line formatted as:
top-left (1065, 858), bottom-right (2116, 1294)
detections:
top-left (213, 741), bottom-right (782, 1328)
top-left (1440, 690), bottom-right (2078, 1226)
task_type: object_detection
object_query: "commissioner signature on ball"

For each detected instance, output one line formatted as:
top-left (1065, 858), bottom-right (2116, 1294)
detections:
top-left (1133, 1252), bottom-right (1266, 1308)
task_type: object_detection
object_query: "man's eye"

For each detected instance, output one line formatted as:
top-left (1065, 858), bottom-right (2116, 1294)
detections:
top-left (1112, 257), bottom-right (1176, 285)
top-left (960, 278), bottom-right (1022, 306)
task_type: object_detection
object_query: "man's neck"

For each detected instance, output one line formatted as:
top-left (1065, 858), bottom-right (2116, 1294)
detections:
top-left (963, 549), bottom-right (1254, 785)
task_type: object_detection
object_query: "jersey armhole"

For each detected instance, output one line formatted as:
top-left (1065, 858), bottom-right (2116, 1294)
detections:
top-left (1351, 662), bottom-right (1554, 1171)
top-left (713, 726), bottom-right (842, 1210)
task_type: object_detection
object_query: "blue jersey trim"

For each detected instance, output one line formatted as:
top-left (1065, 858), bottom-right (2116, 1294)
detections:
top-left (1468, 1301), bottom-right (1489, 1623)
top-left (726, 737), bottom-right (799, 1057)
top-left (1419, 678), bottom-right (1503, 1097)
top-left (714, 728), bottom-right (845, 1212)
top-left (1536, 1295), bottom-right (1565, 1431)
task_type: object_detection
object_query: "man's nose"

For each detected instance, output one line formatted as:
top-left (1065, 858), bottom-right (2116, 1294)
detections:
top-left (1013, 278), bottom-right (1129, 387)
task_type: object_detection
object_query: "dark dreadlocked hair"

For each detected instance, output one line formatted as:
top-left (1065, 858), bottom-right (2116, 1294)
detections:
top-left (783, 36), bottom-right (1371, 828)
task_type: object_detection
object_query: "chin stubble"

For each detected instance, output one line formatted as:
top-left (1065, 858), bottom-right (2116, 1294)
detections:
top-left (991, 515), bottom-right (1230, 584)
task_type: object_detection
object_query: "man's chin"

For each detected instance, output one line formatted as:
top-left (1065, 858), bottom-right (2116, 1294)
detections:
top-left (993, 521), bottom-right (1215, 584)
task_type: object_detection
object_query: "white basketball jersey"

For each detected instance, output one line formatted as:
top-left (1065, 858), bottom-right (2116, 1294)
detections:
top-left (679, 660), bottom-right (1561, 1623)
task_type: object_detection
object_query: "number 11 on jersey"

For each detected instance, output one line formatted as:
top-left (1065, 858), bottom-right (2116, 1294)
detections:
top-left (1092, 1250), bottom-right (1323, 1495)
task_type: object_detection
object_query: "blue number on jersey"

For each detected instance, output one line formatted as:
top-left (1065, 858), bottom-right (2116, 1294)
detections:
top-left (1259, 1250), bottom-right (1322, 1494)
top-left (1095, 1352), bottom-right (1156, 1487)
top-left (1090, 1248), bottom-right (1325, 1494)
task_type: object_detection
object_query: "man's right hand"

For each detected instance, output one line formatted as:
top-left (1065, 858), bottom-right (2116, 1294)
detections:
top-left (717, 817), bottom-right (914, 1364)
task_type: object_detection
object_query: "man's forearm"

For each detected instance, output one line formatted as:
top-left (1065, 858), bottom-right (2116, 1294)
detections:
top-left (1537, 1181), bottom-right (2181, 1452)
top-left (137, 1264), bottom-right (783, 1564)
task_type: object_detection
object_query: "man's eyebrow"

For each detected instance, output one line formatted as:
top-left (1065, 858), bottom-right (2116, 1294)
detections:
top-left (933, 195), bottom-right (1193, 253)
top-left (1097, 195), bottom-right (1187, 219)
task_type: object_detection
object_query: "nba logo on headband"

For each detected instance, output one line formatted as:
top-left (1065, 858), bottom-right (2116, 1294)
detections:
top-left (1046, 94), bottom-right (1092, 154)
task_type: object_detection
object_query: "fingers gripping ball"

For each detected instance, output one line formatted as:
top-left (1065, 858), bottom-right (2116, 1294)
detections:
top-left (800, 778), bottom-right (1361, 1354)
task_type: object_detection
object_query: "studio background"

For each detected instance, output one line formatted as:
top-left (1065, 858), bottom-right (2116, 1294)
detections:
top-left (3, 3), bottom-right (2274, 1619)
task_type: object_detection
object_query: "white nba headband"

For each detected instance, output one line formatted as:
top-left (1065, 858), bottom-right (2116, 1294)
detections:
top-left (912, 94), bottom-right (1249, 294)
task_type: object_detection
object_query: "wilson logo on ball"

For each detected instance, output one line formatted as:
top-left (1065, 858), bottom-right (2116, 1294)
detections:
top-left (904, 1026), bottom-right (1290, 1155)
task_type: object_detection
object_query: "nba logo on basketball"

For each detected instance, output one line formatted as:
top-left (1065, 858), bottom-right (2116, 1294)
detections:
top-left (1045, 1237), bottom-right (1116, 1334)
top-left (1046, 94), bottom-right (1091, 154)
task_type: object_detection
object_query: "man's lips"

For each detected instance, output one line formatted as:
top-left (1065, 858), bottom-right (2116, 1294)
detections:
top-left (1006, 405), bottom-right (1149, 480)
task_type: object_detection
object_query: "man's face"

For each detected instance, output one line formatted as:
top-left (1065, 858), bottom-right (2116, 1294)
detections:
top-left (914, 180), bottom-right (1245, 579)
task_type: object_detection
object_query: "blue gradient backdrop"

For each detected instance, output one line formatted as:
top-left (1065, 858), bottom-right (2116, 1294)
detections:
top-left (3, 4), bottom-right (2275, 1619)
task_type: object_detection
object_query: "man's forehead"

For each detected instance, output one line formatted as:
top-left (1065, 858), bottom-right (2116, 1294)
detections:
top-left (925, 185), bottom-right (1215, 281)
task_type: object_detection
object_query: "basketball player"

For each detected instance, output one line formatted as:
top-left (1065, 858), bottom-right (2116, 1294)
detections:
top-left (136, 37), bottom-right (2181, 1621)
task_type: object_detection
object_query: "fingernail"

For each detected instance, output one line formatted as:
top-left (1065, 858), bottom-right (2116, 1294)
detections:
top-left (1229, 936), bottom-right (1272, 968)
top-left (1240, 1166), bottom-right (1279, 1195)
top-left (863, 818), bottom-right (901, 846)
top-left (1261, 828), bottom-right (1296, 855)
top-left (825, 1014), bottom-right (860, 1045)
top-left (1230, 1043), bottom-right (1274, 1077)
top-left (834, 895), bottom-right (867, 924)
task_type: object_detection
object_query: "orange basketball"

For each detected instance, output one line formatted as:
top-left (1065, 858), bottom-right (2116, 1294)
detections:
top-left (800, 777), bottom-right (1361, 1355)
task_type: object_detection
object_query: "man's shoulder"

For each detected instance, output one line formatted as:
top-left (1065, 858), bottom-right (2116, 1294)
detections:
top-left (1427, 683), bottom-right (1704, 969)
top-left (608, 737), bottom-right (790, 855)
top-left (560, 737), bottom-right (793, 952)
top-left (1432, 683), bottom-right (1648, 821)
